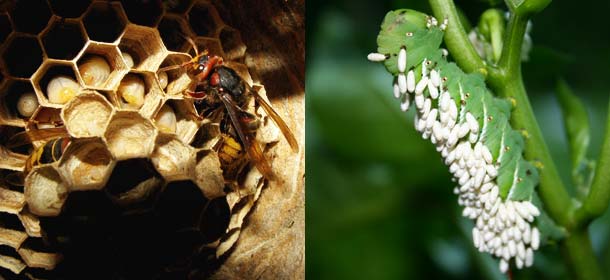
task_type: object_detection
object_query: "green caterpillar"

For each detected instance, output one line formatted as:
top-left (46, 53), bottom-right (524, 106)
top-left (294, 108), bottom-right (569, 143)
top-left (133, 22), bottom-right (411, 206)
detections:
top-left (368, 10), bottom-right (541, 273)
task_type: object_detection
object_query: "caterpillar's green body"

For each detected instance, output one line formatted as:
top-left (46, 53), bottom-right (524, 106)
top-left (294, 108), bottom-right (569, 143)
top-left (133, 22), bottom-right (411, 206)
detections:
top-left (371, 9), bottom-right (541, 273)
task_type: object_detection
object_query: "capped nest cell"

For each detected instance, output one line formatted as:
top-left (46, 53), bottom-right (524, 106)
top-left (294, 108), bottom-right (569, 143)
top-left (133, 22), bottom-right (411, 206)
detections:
top-left (0, 0), bottom-right (303, 279)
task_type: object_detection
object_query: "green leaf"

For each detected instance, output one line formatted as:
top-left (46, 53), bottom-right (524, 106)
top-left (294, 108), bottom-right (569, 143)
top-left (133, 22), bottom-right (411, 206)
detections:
top-left (556, 78), bottom-right (591, 187)
top-left (505, 0), bottom-right (551, 15)
top-left (478, 9), bottom-right (505, 63)
top-left (531, 193), bottom-right (567, 241)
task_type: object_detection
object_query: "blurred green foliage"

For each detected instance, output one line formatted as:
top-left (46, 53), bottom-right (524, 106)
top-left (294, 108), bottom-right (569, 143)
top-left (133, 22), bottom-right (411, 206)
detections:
top-left (306, 0), bottom-right (610, 279)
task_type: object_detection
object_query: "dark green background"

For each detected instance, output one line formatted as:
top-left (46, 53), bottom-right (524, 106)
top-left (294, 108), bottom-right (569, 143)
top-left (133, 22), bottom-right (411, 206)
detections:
top-left (306, 0), bottom-right (610, 279)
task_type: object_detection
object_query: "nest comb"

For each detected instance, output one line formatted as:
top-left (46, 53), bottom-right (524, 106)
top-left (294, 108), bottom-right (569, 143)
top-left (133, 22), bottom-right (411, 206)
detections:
top-left (0, 0), bottom-right (294, 278)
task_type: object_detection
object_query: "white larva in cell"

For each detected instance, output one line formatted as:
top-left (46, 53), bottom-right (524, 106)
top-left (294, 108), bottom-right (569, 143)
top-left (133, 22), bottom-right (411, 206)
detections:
top-left (367, 52), bottom-right (387, 62)
top-left (398, 47), bottom-right (407, 73)
top-left (398, 73), bottom-right (407, 94)
top-left (158, 71), bottom-right (168, 90)
top-left (122, 52), bottom-right (135, 69)
top-left (393, 83), bottom-right (400, 98)
top-left (17, 92), bottom-right (38, 117)
top-left (428, 80), bottom-right (439, 99)
top-left (407, 70), bottom-right (416, 92)
top-left (415, 76), bottom-right (429, 94)
top-left (79, 55), bottom-right (111, 87)
top-left (155, 104), bottom-right (177, 134)
top-left (47, 75), bottom-right (81, 104)
top-left (118, 74), bottom-right (146, 109)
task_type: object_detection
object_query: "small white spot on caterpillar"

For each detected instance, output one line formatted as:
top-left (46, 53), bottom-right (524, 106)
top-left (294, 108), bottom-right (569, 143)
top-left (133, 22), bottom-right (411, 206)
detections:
top-left (406, 32), bottom-right (414, 37)
top-left (398, 73), bottom-right (408, 94)
top-left (525, 248), bottom-right (534, 267)
top-left (367, 52), bottom-right (387, 62)
top-left (439, 17), bottom-right (449, 31)
top-left (421, 98), bottom-right (431, 119)
top-left (428, 80), bottom-right (439, 99)
top-left (415, 93), bottom-right (425, 110)
top-left (407, 70), bottom-right (416, 93)
top-left (400, 93), bottom-right (410, 111)
top-left (398, 47), bottom-right (407, 73)
top-left (426, 108), bottom-right (438, 130)
top-left (393, 82), bottom-right (400, 98)
top-left (431, 69), bottom-right (441, 88)
top-left (415, 76), bottom-right (429, 94)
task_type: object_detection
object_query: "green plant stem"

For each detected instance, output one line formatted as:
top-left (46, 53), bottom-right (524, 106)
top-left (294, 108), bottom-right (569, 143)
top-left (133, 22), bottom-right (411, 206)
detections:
top-left (428, 0), bottom-right (486, 75)
top-left (561, 229), bottom-right (604, 279)
top-left (575, 98), bottom-right (610, 225)
top-left (429, 0), bottom-right (604, 277)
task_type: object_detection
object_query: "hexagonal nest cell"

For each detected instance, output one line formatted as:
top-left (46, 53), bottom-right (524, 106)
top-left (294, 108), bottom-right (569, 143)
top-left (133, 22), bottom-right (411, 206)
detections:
top-left (1, 35), bottom-right (43, 78)
top-left (48, 0), bottom-right (92, 18)
top-left (9, 0), bottom-right (51, 34)
top-left (82, 1), bottom-right (126, 43)
top-left (0, 0), bottom-right (303, 278)
top-left (41, 19), bottom-right (87, 60)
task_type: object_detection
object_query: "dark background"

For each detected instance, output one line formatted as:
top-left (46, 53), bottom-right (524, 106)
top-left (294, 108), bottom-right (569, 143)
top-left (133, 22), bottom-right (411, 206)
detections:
top-left (306, 0), bottom-right (610, 279)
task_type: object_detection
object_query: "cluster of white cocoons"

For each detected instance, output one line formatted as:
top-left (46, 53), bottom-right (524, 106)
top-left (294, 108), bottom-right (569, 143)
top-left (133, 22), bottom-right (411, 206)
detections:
top-left (368, 18), bottom-right (541, 273)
